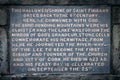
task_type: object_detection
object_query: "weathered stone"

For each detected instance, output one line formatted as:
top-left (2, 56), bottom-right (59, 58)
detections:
top-left (0, 8), bottom-right (7, 25)
top-left (0, 27), bottom-right (8, 74)
top-left (11, 0), bottom-right (69, 4)
top-left (113, 25), bottom-right (120, 75)
top-left (11, 0), bottom-right (47, 4)
top-left (112, 7), bottom-right (120, 24)
top-left (69, 0), bottom-right (114, 4)
top-left (10, 0), bottom-right (120, 5)
top-left (80, 75), bottom-right (108, 80)
top-left (0, 74), bottom-right (120, 80)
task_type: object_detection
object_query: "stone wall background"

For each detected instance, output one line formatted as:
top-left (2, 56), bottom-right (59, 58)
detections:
top-left (0, 0), bottom-right (120, 80)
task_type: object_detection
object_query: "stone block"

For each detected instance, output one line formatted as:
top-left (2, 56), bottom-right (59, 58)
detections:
top-left (112, 7), bottom-right (120, 24)
top-left (0, 27), bottom-right (8, 74)
top-left (0, 8), bottom-right (7, 25)
top-left (113, 25), bottom-right (120, 75)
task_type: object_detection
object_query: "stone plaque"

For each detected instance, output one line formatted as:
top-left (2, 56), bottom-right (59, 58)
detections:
top-left (10, 6), bottom-right (111, 74)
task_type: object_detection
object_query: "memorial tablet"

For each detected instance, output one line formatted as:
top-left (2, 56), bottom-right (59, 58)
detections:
top-left (10, 6), bottom-right (111, 74)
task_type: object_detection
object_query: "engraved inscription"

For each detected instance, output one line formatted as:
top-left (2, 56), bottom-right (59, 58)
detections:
top-left (10, 6), bottom-right (110, 74)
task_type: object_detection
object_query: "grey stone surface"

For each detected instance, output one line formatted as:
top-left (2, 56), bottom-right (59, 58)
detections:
top-left (113, 7), bottom-right (120, 24)
top-left (0, 8), bottom-right (7, 25)
top-left (113, 25), bottom-right (120, 75)
top-left (0, 75), bottom-right (120, 80)
top-left (10, 0), bottom-right (69, 4)
top-left (79, 75), bottom-right (115, 80)
top-left (0, 27), bottom-right (8, 74)
top-left (11, 0), bottom-right (47, 4)
top-left (10, 0), bottom-right (120, 5)
top-left (21, 0), bottom-right (47, 5)
top-left (0, 0), bottom-right (118, 5)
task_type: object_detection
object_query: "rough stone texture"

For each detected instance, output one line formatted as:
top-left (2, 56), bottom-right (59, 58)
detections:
top-left (11, 0), bottom-right (59, 4)
top-left (0, 8), bottom-right (7, 25)
top-left (10, 0), bottom-right (47, 4)
top-left (113, 25), bottom-right (120, 75)
top-left (70, 0), bottom-right (112, 4)
top-left (0, 27), bottom-right (8, 75)
top-left (10, 0), bottom-right (120, 5)
top-left (0, 75), bottom-right (120, 80)
top-left (10, 0), bottom-right (69, 4)
top-left (112, 7), bottom-right (120, 24)
top-left (0, 0), bottom-right (119, 5)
